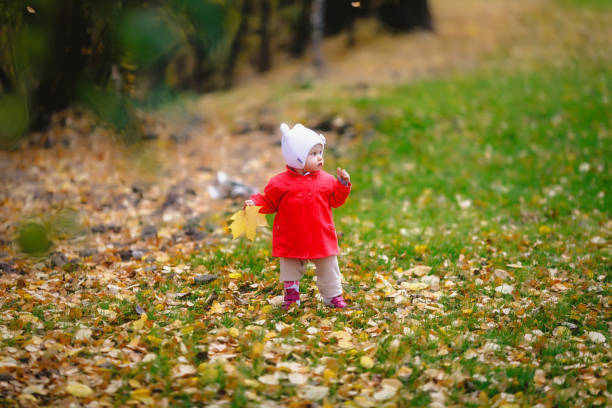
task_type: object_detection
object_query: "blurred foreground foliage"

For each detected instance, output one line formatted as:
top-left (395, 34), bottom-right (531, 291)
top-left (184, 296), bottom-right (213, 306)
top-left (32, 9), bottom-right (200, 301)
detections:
top-left (0, 0), bottom-right (433, 147)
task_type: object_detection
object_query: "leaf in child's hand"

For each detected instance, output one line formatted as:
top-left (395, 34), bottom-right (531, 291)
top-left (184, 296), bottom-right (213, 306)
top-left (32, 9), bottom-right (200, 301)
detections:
top-left (229, 206), bottom-right (267, 241)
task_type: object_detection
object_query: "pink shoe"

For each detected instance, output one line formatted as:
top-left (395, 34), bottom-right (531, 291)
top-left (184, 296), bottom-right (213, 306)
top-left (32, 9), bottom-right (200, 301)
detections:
top-left (283, 281), bottom-right (300, 310)
top-left (325, 295), bottom-right (347, 308)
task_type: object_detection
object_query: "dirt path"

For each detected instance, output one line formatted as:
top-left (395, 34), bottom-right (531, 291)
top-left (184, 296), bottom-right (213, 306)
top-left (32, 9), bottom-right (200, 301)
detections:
top-left (1, 0), bottom-right (610, 265)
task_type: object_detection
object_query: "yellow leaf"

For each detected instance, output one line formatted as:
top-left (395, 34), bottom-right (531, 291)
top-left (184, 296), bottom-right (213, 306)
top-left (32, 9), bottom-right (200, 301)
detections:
top-left (228, 272), bottom-right (242, 279)
top-left (539, 225), bottom-right (551, 234)
top-left (209, 301), bottom-right (224, 314)
top-left (130, 388), bottom-right (154, 405)
top-left (360, 356), bottom-right (374, 369)
top-left (331, 331), bottom-right (352, 341)
top-left (18, 393), bottom-right (39, 403)
top-left (65, 382), bottom-right (94, 397)
top-left (414, 244), bottom-right (428, 255)
top-left (229, 206), bottom-right (267, 241)
top-left (133, 314), bottom-right (147, 331)
top-left (323, 368), bottom-right (337, 382)
top-left (251, 342), bottom-right (264, 358)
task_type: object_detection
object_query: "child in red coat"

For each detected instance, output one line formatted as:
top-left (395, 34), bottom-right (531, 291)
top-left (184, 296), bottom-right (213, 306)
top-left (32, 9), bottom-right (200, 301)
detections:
top-left (245, 123), bottom-right (351, 310)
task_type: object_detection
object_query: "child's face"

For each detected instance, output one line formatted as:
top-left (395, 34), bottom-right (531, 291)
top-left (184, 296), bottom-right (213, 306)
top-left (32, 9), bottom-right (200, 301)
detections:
top-left (304, 144), bottom-right (324, 172)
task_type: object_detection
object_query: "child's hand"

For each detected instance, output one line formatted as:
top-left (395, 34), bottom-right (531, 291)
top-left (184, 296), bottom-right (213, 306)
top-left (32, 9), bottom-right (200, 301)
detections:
top-left (243, 199), bottom-right (255, 210)
top-left (337, 168), bottom-right (350, 184)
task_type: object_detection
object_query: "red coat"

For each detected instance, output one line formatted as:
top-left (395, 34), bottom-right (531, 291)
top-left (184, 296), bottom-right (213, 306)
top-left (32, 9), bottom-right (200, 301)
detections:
top-left (250, 166), bottom-right (351, 259)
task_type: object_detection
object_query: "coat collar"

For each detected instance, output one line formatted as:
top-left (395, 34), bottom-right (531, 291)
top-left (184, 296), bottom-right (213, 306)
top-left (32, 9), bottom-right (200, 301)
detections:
top-left (286, 165), bottom-right (320, 177)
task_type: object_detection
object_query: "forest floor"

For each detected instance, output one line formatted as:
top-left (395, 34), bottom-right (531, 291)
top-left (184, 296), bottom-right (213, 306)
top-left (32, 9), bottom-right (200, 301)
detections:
top-left (0, 0), bottom-right (611, 406)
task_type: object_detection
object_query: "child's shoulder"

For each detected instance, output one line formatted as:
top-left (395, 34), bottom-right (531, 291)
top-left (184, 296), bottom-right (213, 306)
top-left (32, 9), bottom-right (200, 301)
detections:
top-left (266, 169), bottom-right (293, 186)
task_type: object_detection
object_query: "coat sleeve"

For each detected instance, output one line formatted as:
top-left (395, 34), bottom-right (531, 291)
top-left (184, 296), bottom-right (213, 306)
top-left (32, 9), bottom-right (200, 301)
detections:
top-left (329, 178), bottom-right (351, 208)
top-left (250, 179), bottom-right (284, 214)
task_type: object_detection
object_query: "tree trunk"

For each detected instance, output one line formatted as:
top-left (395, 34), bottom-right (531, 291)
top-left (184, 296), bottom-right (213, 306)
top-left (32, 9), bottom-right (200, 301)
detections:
top-left (290, 0), bottom-right (312, 57)
top-left (32, 0), bottom-right (93, 130)
top-left (378, 0), bottom-right (434, 32)
top-left (311, 0), bottom-right (325, 74)
top-left (0, 68), bottom-right (12, 92)
top-left (257, 0), bottom-right (271, 73)
top-left (223, 0), bottom-right (251, 88)
top-left (404, 0), bottom-right (433, 31)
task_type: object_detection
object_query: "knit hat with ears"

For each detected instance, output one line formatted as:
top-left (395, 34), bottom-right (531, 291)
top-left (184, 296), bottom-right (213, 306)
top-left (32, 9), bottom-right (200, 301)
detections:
top-left (280, 123), bottom-right (326, 169)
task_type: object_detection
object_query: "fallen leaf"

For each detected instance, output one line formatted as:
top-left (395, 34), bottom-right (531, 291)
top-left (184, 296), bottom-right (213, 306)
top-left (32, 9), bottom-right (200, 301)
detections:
top-left (534, 369), bottom-right (547, 386)
top-left (172, 364), bottom-right (197, 378)
top-left (209, 301), bottom-right (224, 314)
top-left (494, 284), bottom-right (514, 295)
top-left (268, 295), bottom-right (284, 306)
top-left (65, 382), bottom-right (94, 397)
top-left (402, 281), bottom-right (429, 291)
top-left (551, 282), bottom-right (569, 292)
top-left (588, 331), bottom-right (606, 343)
top-left (18, 394), bottom-right (38, 403)
top-left (299, 385), bottom-right (329, 401)
top-left (360, 355), bottom-right (374, 369)
top-left (373, 386), bottom-right (397, 401)
top-left (288, 372), bottom-right (308, 385)
top-left (397, 366), bottom-right (413, 379)
top-left (22, 385), bottom-right (47, 395)
top-left (409, 265), bottom-right (431, 277)
top-left (493, 269), bottom-right (511, 280)
top-left (354, 396), bottom-right (376, 407)
top-left (132, 314), bottom-right (147, 331)
top-left (553, 326), bottom-right (570, 338)
top-left (258, 373), bottom-right (280, 385)
top-left (74, 328), bottom-right (92, 342)
top-left (130, 388), bottom-right (154, 405)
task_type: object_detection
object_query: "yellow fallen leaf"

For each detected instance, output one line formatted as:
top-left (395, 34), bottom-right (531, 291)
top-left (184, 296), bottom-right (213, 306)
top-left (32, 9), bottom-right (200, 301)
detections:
top-left (338, 339), bottom-right (353, 349)
top-left (228, 272), bottom-right (242, 279)
top-left (397, 366), bottom-right (413, 379)
top-left (133, 314), bottom-right (147, 331)
top-left (539, 225), bottom-right (551, 234)
top-left (18, 393), bottom-right (39, 403)
top-left (65, 382), bottom-right (94, 397)
top-left (414, 245), bottom-right (428, 255)
top-left (209, 301), bottom-right (224, 314)
top-left (229, 206), bottom-right (267, 241)
top-left (251, 342), bottom-right (264, 358)
top-left (323, 368), bottom-right (337, 382)
top-left (331, 331), bottom-right (352, 341)
top-left (130, 388), bottom-right (154, 404)
top-left (360, 355), bottom-right (374, 369)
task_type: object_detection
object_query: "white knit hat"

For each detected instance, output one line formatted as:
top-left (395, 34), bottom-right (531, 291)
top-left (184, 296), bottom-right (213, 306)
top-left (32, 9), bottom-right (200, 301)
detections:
top-left (280, 123), bottom-right (326, 169)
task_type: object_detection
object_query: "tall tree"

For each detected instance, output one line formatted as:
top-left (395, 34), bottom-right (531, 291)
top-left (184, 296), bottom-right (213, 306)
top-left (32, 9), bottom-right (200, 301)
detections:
top-left (257, 0), bottom-right (271, 73)
top-left (311, 0), bottom-right (325, 74)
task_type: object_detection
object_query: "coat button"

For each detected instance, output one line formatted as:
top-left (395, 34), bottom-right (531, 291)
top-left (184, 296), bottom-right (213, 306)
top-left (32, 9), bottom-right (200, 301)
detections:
top-left (308, 192), bottom-right (312, 197)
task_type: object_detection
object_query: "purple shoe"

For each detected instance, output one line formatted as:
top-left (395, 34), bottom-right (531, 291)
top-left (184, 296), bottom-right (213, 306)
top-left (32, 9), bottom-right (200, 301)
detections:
top-left (325, 295), bottom-right (347, 308)
top-left (283, 281), bottom-right (300, 310)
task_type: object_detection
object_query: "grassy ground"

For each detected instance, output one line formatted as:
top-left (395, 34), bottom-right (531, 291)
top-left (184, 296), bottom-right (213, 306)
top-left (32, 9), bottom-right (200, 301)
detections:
top-left (1, 1), bottom-right (610, 407)
top-left (187, 60), bottom-right (611, 408)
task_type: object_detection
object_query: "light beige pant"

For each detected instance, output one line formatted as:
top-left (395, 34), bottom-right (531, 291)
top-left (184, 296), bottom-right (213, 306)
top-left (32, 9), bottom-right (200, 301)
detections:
top-left (280, 255), bottom-right (342, 299)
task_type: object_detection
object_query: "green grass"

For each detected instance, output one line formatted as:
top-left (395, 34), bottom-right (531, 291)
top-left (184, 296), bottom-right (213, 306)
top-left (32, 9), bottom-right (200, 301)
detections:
top-left (558, 0), bottom-right (612, 9)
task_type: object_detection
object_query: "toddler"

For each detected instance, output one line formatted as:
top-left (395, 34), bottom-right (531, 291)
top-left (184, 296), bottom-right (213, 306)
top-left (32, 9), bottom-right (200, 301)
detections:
top-left (245, 123), bottom-right (351, 310)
